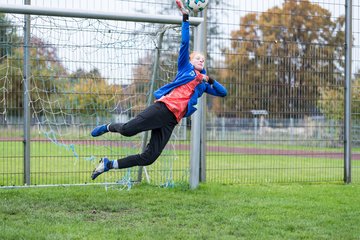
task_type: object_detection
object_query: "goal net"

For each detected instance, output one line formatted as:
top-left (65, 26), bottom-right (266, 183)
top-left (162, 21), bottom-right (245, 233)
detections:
top-left (0, 12), bottom-right (191, 188)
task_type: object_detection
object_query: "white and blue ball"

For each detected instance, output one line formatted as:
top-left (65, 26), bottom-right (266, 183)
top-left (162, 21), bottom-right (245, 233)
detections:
top-left (185, 0), bottom-right (209, 13)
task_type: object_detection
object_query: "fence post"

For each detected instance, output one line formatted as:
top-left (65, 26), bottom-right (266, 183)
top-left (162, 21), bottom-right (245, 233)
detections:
top-left (23, 0), bottom-right (31, 185)
top-left (344, 0), bottom-right (352, 184)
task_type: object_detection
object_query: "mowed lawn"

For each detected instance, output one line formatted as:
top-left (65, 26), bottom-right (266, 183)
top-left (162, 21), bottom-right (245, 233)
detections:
top-left (2, 140), bottom-right (358, 185)
top-left (1, 183), bottom-right (360, 240)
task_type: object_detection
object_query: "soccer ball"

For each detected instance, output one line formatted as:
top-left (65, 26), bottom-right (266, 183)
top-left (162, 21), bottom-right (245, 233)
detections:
top-left (185, 0), bottom-right (209, 13)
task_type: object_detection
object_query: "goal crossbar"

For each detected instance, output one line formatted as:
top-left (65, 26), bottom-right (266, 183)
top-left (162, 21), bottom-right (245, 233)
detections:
top-left (0, 4), bottom-right (203, 25)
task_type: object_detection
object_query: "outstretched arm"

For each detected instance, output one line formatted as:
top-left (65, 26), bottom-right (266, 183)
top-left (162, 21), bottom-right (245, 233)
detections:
top-left (176, 0), bottom-right (191, 71)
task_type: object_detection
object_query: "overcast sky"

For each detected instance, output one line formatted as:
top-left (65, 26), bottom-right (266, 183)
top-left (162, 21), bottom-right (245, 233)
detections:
top-left (0, 0), bottom-right (357, 77)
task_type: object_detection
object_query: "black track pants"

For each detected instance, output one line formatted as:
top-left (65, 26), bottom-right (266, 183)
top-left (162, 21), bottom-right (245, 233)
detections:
top-left (108, 102), bottom-right (178, 169)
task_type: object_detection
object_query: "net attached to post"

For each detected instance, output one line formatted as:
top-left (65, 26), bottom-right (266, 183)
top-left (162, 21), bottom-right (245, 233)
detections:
top-left (1, 13), bottom-right (190, 188)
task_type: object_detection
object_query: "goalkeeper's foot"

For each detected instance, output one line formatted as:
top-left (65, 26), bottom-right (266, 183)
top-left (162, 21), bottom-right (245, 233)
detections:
top-left (91, 124), bottom-right (109, 137)
top-left (91, 157), bottom-right (112, 180)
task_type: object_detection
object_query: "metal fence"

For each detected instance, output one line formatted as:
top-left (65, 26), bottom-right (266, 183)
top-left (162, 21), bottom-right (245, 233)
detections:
top-left (0, 0), bottom-right (359, 187)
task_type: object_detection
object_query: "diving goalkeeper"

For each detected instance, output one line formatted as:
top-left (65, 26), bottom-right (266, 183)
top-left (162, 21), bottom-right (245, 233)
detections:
top-left (90, 0), bottom-right (227, 180)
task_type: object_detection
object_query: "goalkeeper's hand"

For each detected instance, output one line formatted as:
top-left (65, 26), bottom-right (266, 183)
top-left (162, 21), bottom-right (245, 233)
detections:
top-left (202, 74), bottom-right (215, 84)
top-left (176, 0), bottom-right (189, 15)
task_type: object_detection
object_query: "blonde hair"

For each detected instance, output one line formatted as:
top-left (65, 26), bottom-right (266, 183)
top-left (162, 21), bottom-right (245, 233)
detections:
top-left (190, 51), bottom-right (205, 61)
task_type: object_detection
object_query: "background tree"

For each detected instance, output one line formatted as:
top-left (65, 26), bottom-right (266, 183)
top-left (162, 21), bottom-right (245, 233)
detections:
top-left (0, 14), bottom-right (123, 124)
top-left (0, 13), bottom-right (21, 124)
top-left (0, 36), bottom-right (67, 122)
top-left (215, 0), bottom-right (345, 118)
top-left (318, 70), bottom-right (360, 121)
top-left (0, 13), bottom-right (20, 61)
top-left (65, 68), bottom-right (123, 117)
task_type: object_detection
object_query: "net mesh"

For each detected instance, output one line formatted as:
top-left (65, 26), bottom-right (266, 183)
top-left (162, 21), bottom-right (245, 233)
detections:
top-left (0, 14), bottom-right (190, 187)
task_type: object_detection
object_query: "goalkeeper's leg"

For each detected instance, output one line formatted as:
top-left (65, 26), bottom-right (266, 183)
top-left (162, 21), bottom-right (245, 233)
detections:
top-left (91, 102), bottom-right (166, 137)
top-left (91, 123), bottom-right (175, 180)
top-left (114, 123), bottom-right (176, 169)
top-left (91, 102), bottom-right (177, 179)
top-left (109, 102), bottom-right (172, 136)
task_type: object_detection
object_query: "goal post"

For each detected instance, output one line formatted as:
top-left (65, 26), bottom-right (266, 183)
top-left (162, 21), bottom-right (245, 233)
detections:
top-left (0, 4), bottom-right (205, 189)
top-left (190, 11), bottom-right (207, 189)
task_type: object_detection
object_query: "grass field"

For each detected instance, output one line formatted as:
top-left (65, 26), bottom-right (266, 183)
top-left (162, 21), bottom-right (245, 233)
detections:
top-left (1, 139), bottom-right (360, 186)
top-left (1, 183), bottom-right (360, 239)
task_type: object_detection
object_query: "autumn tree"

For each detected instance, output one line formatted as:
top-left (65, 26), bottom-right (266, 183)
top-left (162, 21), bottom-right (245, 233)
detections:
top-left (0, 14), bottom-right (124, 124)
top-left (65, 68), bottom-right (123, 117)
top-left (216, 0), bottom-right (345, 118)
top-left (0, 36), bottom-right (67, 122)
top-left (318, 70), bottom-right (360, 120)
top-left (0, 13), bottom-right (20, 61)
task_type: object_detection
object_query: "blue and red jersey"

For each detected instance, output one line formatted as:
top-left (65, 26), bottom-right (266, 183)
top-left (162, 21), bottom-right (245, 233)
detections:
top-left (154, 20), bottom-right (227, 120)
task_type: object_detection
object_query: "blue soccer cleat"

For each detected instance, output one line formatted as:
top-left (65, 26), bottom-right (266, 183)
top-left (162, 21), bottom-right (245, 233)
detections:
top-left (91, 124), bottom-right (109, 137)
top-left (91, 157), bottom-right (112, 180)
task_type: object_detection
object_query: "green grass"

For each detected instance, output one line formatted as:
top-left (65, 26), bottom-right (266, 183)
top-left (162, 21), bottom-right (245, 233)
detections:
top-left (1, 183), bottom-right (360, 239)
top-left (209, 140), bottom-right (347, 152)
top-left (2, 140), bottom-right (360, 185)
top-left (1, 127), bottom-right (357, 152)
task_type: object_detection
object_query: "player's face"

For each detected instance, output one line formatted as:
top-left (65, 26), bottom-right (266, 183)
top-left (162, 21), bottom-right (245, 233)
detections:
top-left (190, 53), bottom-right (205, 71)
